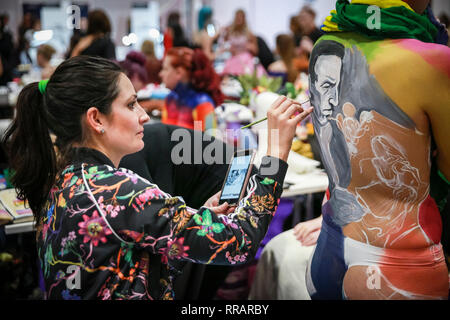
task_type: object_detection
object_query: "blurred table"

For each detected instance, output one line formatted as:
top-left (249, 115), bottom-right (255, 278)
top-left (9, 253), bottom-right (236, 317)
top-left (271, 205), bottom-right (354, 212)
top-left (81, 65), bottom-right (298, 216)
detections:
top-left (282, 169), bottom-right (328, 198)
top-left (138, 98), bottom-right (164, 116)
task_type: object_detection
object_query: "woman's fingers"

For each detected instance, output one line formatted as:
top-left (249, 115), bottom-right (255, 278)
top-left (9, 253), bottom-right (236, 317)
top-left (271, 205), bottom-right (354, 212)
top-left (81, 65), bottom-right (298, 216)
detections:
top-left (302, 229), bottom-right (321, 246)
top-left (283, 103), bottom-right (304, 120)
top-left (289, 107), bottom-right (314, 124)
top-left (203, 191), bottom-right (221, 208)
top-left (271, 95), bottom-right (287, 110)
top-left (208, 202), bottom-right (231, 215)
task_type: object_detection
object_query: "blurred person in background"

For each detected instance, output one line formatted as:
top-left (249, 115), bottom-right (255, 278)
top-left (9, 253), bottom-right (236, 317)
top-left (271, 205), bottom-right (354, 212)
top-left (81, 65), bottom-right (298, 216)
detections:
top-left (70, 9), bottom-right (115, 60)
top-left (141, 40), bottom-right (162, 84)
top-left (0, 13), bottom-right (14, 85)
top-left (220, 9), bottom-right (265, 77)
top-left (268, 34), bottom-right (300, 84)
top-left (159, 47), bottom-right (223, 132)
top-left (65, 17), bottom-right (88, 59)
top-left (16, 13), bottom-right (41, 66)
top-left (290, 15), bottom-right (303, 47)
top-left (298, 5), bottom-right (324, 44)
top-left (118, 51), bottom-right (148, 92)
top-left (163, 11), bottom-right (189, 56)
top-left (192, 6), bottom-right (217, 61)
top-left (36, 44), bottom-right (56, 79)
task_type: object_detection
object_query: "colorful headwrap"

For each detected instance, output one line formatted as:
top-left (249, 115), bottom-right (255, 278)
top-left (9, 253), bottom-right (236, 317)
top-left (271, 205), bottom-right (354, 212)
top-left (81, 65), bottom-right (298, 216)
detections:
top-left (321, 0), bottom-right (446, 44)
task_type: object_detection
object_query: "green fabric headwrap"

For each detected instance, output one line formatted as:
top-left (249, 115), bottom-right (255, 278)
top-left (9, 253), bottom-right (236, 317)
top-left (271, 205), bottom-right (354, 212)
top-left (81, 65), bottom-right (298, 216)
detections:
top-left (38, 79), bottom-right (49, 95)
top-left (322, 0), bottom-right (438, 43)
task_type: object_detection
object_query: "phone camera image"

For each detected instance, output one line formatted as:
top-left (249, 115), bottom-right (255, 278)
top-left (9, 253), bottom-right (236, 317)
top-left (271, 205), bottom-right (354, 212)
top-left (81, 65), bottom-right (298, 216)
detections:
top-left (219, 150), bottom-right (255, 205)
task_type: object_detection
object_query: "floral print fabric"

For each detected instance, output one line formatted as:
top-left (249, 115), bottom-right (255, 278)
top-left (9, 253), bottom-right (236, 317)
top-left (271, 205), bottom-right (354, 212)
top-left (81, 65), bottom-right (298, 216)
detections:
top-left (36, 148), bottom-right (287, 299)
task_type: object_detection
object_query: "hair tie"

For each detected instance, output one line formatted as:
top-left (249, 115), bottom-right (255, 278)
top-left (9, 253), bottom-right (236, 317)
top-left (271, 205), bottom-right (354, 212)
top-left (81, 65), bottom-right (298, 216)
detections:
top-left (38, 79), bottom-right (49, 95)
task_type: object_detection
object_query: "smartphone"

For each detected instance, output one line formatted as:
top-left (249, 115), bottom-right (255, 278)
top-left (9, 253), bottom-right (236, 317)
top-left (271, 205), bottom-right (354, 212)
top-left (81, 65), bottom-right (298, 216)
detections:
top-left (218, 149), bottom-right (256, 206)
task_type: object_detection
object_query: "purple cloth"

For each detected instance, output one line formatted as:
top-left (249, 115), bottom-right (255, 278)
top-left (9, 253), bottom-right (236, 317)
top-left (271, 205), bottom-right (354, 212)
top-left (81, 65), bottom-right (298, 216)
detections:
top-left (255, 198), bottom-right (294, 259)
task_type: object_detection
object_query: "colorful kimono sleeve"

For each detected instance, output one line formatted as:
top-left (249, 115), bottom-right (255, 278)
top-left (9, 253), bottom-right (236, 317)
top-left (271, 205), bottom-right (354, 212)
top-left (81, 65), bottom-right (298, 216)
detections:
top-left (105, 156), bottom-right (287, 265)
top-left (192, 101), bottom-right (217, 131)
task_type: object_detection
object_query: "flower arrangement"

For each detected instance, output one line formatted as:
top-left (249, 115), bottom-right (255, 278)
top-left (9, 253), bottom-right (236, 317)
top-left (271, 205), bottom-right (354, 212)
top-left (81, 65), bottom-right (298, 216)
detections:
top-left (236, 74), bottom-right (283, 106)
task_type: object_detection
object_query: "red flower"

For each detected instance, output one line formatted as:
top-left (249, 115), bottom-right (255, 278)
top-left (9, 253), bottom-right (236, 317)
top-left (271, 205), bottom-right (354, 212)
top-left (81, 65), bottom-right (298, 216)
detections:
top-left (160, 237), bottom-right (189, 260)
top-left (78, 211), bottom-right (112, 246)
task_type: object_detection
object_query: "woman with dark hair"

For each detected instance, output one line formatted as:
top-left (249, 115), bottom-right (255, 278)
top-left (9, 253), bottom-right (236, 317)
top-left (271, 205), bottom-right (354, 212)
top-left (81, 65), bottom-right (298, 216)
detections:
top-left (163, 11), bottom-right (189, 56)
top-left (118, 51), bottom-right (148, 92)
top-left (70, 9), bottom-right (115, 59)
top-left (2, 55), bottom-right (312, 299)
top-left (159, 47), bottom-right (223, 132)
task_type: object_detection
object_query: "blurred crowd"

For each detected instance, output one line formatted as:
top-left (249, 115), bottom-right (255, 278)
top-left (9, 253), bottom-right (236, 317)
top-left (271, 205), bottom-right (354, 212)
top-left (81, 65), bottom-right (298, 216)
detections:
top-left (0, 6), bottom-right (333, 88)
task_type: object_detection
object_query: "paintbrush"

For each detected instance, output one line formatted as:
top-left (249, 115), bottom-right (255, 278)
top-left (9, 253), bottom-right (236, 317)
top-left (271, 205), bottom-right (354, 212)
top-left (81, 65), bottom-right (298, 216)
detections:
top-left (240, 99), bottom-right (311, 129)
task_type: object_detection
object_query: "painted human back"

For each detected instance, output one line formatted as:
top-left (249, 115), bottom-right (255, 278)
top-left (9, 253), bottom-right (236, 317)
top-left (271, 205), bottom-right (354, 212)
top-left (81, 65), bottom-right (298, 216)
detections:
top-left (309, 32), bottom-right (450, 250)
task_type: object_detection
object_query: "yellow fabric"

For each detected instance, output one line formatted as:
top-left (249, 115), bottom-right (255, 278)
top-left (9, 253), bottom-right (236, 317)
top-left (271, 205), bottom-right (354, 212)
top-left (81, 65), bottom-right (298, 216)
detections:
top-left (323, 10), bottom-right (338, 32)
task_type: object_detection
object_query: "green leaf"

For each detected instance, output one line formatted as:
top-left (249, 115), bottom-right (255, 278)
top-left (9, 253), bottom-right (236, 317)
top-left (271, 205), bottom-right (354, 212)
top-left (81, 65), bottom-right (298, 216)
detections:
top-left (88, 166), bottom-right (98, 174)
top-left (261, 178), bottom-right (275, 185)
top-left (69, 176), bottom-right (78, 187)
top-left (193, 213), bottom-right (203, 226)
top-left (196, 229), bottom-right (207, 237)
top-left (202, 210), bottom-right (212, 226)
top-left (124, 249), bottom-right (133, 266)
top-left (212, 223), bottom-right (225, 233)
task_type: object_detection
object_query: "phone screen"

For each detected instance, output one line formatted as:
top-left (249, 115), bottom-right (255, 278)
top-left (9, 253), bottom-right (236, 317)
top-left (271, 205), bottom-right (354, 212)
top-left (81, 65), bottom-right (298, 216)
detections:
top-left (219, 153), bottom-right (253, 204)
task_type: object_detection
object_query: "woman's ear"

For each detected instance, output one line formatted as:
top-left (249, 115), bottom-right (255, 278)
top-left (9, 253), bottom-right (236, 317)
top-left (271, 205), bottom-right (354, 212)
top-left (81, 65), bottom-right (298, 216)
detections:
top-left (176, 66), bottom-right (189, 83)
top-left (85, 107), bottom-right (105, 135)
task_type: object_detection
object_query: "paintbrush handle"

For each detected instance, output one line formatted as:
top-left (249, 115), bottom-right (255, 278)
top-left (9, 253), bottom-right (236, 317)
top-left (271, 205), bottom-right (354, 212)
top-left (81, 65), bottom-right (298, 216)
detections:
top-left (240, 99), bottom-right (310, 129)
top-left (240, 117), bottom-right (267, 129)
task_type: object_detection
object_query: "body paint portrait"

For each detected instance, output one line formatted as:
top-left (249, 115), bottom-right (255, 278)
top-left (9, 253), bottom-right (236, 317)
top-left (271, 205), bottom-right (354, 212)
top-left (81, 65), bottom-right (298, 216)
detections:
top-left (305, 1), bottom-right (450, 299)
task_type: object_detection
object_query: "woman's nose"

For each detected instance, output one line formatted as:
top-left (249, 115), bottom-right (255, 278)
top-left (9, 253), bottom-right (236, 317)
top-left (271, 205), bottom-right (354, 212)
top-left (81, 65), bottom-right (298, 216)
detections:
top-left (137, 103), bottom-right (150, 123)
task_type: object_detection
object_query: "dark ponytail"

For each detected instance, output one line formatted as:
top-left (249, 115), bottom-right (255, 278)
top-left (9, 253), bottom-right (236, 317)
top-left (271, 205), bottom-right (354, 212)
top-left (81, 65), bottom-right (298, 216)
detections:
top-left (2, 55), bottom-right (123, 220)
top-left (2, 82), bottom-right (56, 220)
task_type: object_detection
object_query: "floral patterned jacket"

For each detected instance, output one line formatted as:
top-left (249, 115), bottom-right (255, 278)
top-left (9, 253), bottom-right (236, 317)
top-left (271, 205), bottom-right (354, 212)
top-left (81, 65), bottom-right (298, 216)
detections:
top-left (37, 148), bottom-right (287, 300)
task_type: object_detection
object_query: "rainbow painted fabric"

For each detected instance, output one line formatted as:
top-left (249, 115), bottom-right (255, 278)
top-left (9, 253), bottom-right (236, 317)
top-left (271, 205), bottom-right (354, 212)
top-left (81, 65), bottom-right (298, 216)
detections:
top-left (37, 147), bottom-right (287, 300)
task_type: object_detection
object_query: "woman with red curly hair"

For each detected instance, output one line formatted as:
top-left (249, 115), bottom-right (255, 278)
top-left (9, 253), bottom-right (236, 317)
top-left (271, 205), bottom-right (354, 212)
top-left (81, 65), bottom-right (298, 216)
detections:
top-left (159, 47), bottom-right (223, 132)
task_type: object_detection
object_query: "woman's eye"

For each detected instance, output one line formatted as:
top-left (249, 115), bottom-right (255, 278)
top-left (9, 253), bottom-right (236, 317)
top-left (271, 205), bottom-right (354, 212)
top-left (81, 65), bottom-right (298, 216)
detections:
top-left (128, 101), bottom-right (137, 109)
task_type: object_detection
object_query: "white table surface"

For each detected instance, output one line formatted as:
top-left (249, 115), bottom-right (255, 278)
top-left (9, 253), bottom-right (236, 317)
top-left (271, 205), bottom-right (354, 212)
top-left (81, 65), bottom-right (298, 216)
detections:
top-left (282, 169), bottom-right (328, 198)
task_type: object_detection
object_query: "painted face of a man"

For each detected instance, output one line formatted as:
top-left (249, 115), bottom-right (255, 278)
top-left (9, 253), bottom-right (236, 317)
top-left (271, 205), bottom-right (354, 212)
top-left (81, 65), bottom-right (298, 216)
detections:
top-left (314, 55), bottom-right (342, 125)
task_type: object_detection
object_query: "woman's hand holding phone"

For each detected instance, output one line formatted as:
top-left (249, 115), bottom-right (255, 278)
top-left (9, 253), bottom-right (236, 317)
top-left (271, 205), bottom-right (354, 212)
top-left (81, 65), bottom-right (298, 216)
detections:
top-left (266, 96), bottom-right (313, 162)
top-left (203, 191), bottom-right (236, 215)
